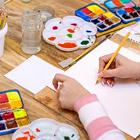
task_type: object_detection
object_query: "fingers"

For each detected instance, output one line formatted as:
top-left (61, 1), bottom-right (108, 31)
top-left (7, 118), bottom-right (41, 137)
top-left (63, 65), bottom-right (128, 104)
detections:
top-left (52, 74), bottom-right (69, 90)
top-left (99, 68), bottom-right (122, 78)
top-left (98, 53), bottom-right (113, 73)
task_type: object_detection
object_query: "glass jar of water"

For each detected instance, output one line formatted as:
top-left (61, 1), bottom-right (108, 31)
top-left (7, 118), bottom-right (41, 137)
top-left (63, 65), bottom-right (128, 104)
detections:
top-left (21, 11), bottom-right (43, 54)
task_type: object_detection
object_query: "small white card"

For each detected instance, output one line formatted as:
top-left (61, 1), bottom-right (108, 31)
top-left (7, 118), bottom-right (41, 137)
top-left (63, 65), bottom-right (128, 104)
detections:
top-left (5, 56), bottom-right (63, 94)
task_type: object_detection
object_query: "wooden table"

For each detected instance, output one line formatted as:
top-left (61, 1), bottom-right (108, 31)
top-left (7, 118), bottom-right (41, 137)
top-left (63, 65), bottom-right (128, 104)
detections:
top-left (0, 0), bottom-right (138, 139)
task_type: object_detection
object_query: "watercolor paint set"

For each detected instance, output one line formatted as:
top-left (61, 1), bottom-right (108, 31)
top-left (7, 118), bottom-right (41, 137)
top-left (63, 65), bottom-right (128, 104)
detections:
top-left (43, 16), bottom-right (97, 51)
top-left (0, 89), bottom-right (29, 135)
top-left (12, 118), bottom-right (80, 140)
top-left (75, 3), bottom-right (121, 32)
top-left (104, 0), bottom-right (140, 23)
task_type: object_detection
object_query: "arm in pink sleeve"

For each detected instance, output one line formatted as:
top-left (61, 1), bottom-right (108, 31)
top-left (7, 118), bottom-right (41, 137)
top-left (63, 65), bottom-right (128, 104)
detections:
top-left (74, 94), bottom-right (126, 140)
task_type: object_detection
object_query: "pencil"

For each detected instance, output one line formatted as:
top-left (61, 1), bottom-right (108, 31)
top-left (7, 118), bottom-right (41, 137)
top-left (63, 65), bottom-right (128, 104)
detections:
top-left (96, 32), bottom-right (131, 84)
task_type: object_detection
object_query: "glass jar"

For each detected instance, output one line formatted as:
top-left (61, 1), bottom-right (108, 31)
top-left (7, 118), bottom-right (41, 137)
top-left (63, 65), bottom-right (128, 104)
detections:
top-left (21, 11), bottom-right (43, 54)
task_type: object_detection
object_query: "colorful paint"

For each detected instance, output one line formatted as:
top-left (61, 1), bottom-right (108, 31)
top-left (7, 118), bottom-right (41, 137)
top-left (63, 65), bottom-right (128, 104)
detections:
top-left (43, 16), bottom-right (97, 51)
top-left (104, 0), bottom-right (140, 23)
top-left (0, 90), bottom-right (29, 136)
top-left (12, 118), bottom-right (80, 140)
top-left (58, 42), bottom-right (77, 48)
top-left (75, 3), bottom-right (121, 32)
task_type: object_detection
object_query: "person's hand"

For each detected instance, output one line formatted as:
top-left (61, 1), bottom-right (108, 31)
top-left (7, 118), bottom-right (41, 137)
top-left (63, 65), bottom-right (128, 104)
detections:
top-left (53, 74), bottom-right (90, 110)
top-left (98, 54), bottom-right (140, 86)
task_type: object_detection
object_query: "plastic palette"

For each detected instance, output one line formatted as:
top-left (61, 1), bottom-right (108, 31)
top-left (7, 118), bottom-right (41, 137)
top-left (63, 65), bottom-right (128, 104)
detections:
top-left (43, 16), bottom-right (97, 51)
top-left (104, 0), bottom-right (140, 23)
top-left (0, 89), bottom-right (29, 135)
top-left (75, 3), bottom-right (121, 32)
top-left (12, 118), bottom-right (80, 140)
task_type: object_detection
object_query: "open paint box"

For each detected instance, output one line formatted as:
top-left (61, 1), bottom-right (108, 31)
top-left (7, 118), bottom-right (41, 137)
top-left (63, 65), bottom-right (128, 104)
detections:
top-left (104, 0), bottom-right (140, 23)
top-left (43, 16), bottom-right (97, 51)
top-left (0, 89), bottom-right (30, 135)
top-left (75, 3), bottom-right (121, 32)
top-left (12, 118), bottom-right (80, 140)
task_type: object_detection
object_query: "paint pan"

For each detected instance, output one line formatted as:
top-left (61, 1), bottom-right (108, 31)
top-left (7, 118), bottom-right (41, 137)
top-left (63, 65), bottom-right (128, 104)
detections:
top-left (0, 89), bottom-right (30, 136)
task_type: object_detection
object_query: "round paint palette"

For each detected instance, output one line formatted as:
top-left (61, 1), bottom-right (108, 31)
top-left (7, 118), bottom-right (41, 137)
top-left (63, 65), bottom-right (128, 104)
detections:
top-left (12, 118), bottom-right (80, 140)
top-left (43, 16), bottom-right (97, 51)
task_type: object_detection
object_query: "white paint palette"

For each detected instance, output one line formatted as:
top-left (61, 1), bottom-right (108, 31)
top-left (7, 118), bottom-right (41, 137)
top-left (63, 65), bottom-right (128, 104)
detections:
top-left (43, 16), bottom-right (97, 51)
top-left (12, 118), bottom-right (80, 140)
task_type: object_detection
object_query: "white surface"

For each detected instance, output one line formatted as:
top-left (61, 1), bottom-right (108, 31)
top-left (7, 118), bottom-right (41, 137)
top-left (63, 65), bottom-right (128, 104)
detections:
top-left (5, 55), bottom-right (63, 94)
top-left (5, 39), bottom-right (140, 137)
top-left (0, 24), bottom-right (8, 57)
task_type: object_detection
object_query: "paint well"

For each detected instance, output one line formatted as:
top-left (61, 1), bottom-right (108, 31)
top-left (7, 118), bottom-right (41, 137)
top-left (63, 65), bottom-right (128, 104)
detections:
top-left (103, 12), bottom-right (114, 18)
top-left (52, 26), bottom-right (58, 30)
top-left (81, 40), bottom-right (89, 45)
top-left (67, 29), bottom-right (75, 33)
top-left (48, 37), bottom-right (56, 41)
top-left (82, 8), bottom-right (92, 15)
top-left (67, 34), bottom-right (73, 38)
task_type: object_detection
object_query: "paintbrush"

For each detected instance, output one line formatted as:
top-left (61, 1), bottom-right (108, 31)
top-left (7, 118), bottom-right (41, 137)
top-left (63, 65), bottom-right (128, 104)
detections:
top-left (96, 32), bottom-right (131, 84)
top-left (59, 35), bottom-right (112, 69)
top-left (97, 21), bottom-right (135, 37)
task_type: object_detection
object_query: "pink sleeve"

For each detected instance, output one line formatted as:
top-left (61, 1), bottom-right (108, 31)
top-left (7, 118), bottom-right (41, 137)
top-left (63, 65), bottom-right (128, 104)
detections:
top-left (74, 94), bottom-right (126, 140)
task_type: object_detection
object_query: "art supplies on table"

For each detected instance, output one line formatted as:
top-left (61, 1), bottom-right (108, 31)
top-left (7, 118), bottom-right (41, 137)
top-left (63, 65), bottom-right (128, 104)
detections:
top-left (75, 3), bottom-right (121, 32)
top-left (43, 16), bottom-right (97, 51)
top-left (104, 0), bottom-right (140, 23)
top-left (12, 118), bottom-right (80, 140)
top-left (0, 89), bottom-right (30, 135)
top-left (117, 21), bottom-right (140, 44)
top-left (5, 39), bottom-right (140, 138)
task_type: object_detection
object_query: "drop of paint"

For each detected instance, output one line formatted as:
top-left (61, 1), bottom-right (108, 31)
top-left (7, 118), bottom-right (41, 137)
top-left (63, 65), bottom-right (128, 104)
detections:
top-left (52, 26), bottom-right (58, 30)
top-left (67, 29), bottom-right (75, 33)
top-left (86, 30), bottom-right (92, 33)
top-left (81, 40), bottom-right (89, 45)
top-left (67, 34), bottom-right (73, 38)
top-left (71, 23), bottom-right (77, 26)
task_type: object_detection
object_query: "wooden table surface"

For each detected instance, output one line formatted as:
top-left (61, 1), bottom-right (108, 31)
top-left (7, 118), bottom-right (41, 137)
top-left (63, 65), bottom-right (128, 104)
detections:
top-left (0, 0), bottom-right (139, 139)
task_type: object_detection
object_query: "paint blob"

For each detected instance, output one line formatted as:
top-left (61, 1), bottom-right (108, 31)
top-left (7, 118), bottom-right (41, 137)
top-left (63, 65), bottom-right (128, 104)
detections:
top-left (58, 42), bottom-right (77, 48)
top-left (67, 34), bottom-right (73, 38)
top-left (81, 40), bottom-right (89, 45)
top-left (48, 37), bottom-right (56, 41)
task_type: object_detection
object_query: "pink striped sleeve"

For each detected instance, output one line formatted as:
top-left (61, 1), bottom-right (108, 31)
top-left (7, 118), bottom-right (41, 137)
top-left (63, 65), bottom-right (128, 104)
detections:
top-left (74, 94), bottom-right (126, 140)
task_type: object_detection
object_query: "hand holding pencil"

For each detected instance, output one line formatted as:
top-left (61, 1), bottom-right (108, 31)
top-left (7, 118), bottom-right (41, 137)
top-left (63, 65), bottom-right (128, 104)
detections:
top-left (96, 32), bottom-right (138, 86)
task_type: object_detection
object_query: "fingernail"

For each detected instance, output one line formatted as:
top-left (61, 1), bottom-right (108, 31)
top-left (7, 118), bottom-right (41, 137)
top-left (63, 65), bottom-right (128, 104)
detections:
top-left (98, 72), bottom-right (103, 77)
top-left (107, 81), bottom-right (111, 87)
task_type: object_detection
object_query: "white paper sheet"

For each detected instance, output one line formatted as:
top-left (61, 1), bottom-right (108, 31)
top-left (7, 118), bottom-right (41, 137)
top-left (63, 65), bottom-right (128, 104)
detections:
top-left (5, 56), bottom-right (63, 94)
top-left (5, 39), bottom-right (140, 137)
